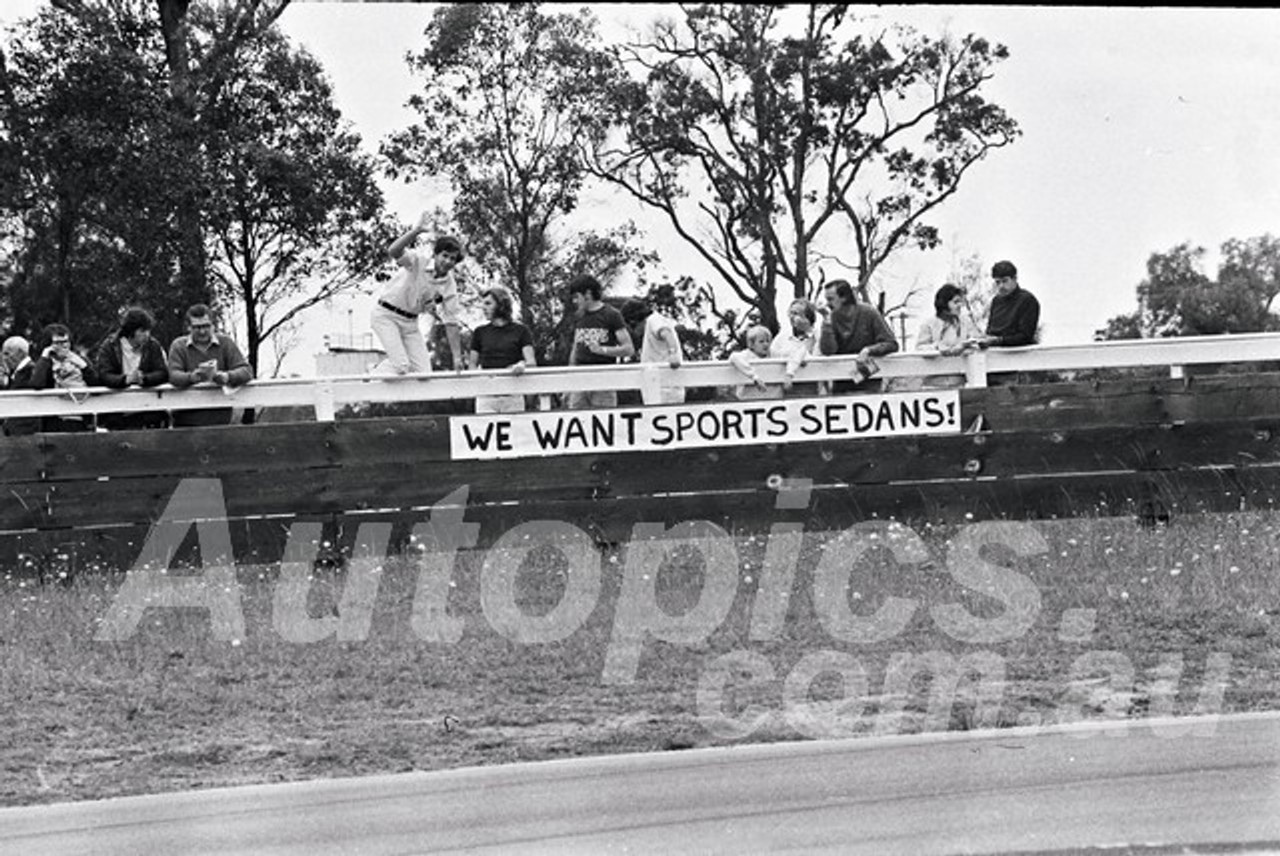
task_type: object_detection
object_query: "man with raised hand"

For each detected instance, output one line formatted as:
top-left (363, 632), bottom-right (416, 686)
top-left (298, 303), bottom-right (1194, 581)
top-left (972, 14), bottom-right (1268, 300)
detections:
top-left (372, 211), bottom-right (466, 376)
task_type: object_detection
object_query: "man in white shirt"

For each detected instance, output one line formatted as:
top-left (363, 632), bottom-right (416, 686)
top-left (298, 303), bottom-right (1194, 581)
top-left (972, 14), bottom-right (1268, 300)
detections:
top-left (621, 293), bottom-right (685, 405)
top-left (372, 211), bottom-right (465, 375)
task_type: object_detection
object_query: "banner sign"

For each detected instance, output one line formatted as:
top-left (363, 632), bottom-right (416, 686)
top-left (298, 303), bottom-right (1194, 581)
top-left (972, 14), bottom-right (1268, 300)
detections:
top-left (449, 390), bottom-right (961, 460)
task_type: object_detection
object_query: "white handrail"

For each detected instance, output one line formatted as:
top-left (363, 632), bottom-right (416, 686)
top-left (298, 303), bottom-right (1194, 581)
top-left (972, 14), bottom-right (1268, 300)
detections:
top-left (0, 332), bottom-right (1275, 423)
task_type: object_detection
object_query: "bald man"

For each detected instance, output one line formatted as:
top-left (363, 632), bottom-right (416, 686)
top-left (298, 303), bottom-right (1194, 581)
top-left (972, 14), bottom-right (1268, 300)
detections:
top-left (2, 335), bottom-right (38, 435)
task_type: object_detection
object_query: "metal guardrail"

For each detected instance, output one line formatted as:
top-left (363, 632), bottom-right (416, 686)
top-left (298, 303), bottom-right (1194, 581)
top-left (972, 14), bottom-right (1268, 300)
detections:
top-left (0, 332), bottom-right (1276, 423)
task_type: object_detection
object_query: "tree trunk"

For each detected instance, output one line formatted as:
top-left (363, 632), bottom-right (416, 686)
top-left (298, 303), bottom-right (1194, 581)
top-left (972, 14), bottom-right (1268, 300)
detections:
top-left (157, 0), bottom-right (208, 302)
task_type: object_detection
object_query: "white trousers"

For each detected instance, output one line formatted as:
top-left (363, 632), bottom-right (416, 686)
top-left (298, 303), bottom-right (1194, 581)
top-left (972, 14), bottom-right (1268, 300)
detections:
top-left (370, 305), bottom-right (430, 375)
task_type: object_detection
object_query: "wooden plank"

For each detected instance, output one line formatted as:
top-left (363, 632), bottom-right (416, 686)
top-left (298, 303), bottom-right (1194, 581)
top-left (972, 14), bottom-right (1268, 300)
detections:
top-left (26, 422), bottom-right (342, 482)
top-left (962, 372), bottom-right (1280, 431)
top-left (4, 465), bottom-right (1272, 569)
top-left (0, 458), bottom-right (610, 532)
top-left (6, 419), bottom-right (1280, 533)
top-left (584, 419), bottom-right (1280, 496)
top-left (456, 467), bottom-right (1279, 546)
top-left (23, 417), bottom-right (456, 482)
top-left (9, 372), bottom-right (1280, 485)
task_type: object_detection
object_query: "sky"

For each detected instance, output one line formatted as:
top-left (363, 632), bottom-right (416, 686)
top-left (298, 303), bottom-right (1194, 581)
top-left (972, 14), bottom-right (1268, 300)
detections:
top-left (4, 3), bottom-right (1280, 374)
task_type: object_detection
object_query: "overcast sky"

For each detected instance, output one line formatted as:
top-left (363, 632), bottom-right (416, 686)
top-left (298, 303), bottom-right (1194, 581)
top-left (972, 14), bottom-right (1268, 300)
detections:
top-left (4, 3), bottom-right (1279, 372)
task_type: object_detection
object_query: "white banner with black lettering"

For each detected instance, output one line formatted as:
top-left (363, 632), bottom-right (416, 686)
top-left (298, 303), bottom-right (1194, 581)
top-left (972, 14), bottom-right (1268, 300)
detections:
top-left (449, 390), bottom-right (961, 460)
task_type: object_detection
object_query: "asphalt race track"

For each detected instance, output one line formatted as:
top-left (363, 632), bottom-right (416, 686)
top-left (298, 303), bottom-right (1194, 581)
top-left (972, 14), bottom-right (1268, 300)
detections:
top-left (4, 712), bottom-right (1280, 855)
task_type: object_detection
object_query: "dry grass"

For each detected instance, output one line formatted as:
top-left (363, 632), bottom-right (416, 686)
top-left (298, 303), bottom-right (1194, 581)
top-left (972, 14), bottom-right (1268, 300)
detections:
top-left (2, 510), bottom-right (1278, 806)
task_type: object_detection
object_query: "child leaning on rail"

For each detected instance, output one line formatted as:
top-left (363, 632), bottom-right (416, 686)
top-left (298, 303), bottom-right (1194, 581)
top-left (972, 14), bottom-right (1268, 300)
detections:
top-left (728, 326), bottom-right (783, 401)
top-left (771, 298), bottom-right (819, 396)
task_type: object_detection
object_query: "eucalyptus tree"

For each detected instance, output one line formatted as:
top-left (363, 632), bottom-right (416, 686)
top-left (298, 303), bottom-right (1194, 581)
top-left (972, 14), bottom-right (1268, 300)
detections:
top-left (585, 3), bottom-right (1020, 333)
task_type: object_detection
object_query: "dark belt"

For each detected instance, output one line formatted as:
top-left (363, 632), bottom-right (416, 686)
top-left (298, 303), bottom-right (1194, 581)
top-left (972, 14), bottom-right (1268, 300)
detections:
top-left (378, 300), bottom-right (416, 320)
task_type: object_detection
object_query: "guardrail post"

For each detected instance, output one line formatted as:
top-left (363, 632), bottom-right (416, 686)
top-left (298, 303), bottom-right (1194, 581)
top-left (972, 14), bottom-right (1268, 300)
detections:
top-left (965, 350), bottom-right (988, 388)
top-left (314, 380), bottom-right (336, 422)
top-left (640, 364), bottom-right (662, 407)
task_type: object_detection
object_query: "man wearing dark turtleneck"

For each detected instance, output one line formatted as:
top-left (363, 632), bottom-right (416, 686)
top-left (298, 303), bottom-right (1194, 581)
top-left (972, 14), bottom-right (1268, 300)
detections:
top-left (981, 260), bottom-right (1040, 347)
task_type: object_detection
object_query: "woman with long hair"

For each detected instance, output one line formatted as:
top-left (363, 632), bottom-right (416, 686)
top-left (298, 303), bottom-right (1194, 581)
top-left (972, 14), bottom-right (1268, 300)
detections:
top-left (915, 283), bottom-right (980, 356)
top-left (469, 286), bottom-right (536, 414)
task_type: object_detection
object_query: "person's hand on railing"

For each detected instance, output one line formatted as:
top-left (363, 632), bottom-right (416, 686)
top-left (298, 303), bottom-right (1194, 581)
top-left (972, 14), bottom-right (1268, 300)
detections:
top-left (937, 341), bottom-right (977, 357)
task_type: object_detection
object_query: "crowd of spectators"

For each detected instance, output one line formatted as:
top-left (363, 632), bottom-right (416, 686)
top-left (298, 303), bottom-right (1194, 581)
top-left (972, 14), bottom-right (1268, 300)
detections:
top-left (0, 221), bottom-right (1041, 430)
top-left (1, 303), bottom-right (253, 436)
top-left (367, 213), bottom-right (1040, 411)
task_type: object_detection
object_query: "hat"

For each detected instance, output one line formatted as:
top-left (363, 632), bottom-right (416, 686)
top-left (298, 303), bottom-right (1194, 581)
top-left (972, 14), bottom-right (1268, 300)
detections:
top-left (991, 260), bottom-right (1017, 279)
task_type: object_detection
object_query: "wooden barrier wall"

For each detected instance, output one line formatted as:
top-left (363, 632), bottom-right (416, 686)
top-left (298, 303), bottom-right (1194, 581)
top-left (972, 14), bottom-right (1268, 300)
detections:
top-left (3, 371), bottom-right (1279, 577)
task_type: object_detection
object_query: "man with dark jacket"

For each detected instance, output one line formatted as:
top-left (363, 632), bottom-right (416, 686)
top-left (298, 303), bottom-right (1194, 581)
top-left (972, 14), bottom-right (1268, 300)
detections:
top-left (980, 260), bottom-right (1040, 347)
top-left (30, 323), bottom-right (97, 433)
top-left (2, 335), bottom-right (38, 436)
top-left (819, 279), bottom-right (899, 392)
top-left (95, 307), bottom-right (169, 430)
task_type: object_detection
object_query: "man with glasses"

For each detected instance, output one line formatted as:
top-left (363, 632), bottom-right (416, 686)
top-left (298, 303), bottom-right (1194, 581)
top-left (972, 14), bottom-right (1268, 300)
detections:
top-left (372, 211), bottom-right (466, 375)
top-left (29, 323), bottom-right (97, 433)
top-left (978, 260), bottom-right (1040, 348)
top-left (168, 303), bottom-right (253, 427)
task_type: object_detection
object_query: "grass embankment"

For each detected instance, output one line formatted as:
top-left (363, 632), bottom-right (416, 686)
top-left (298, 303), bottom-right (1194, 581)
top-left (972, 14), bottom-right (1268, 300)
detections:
top-left (2, 511), bottom-right (1278, 806)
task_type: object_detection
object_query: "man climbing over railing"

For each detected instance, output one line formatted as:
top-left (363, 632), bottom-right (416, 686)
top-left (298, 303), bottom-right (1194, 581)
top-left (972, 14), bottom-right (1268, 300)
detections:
top-left (372, 211), bottom-right (465, 377)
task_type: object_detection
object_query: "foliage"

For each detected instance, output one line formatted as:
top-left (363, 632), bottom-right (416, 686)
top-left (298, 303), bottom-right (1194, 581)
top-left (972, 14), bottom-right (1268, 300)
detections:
top-left (0, 0), bottom-right (386, 370)
top-left (41, 0), bottom-right (292, 302)
top-left (200, 18), bottom-right (393, 374)
top-left (583, 3), bottom-right (1020, 333)
top-left (1097, 237), bottom-right (1280, 340)
top-left (0, 3), bottom-right (199, 348)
